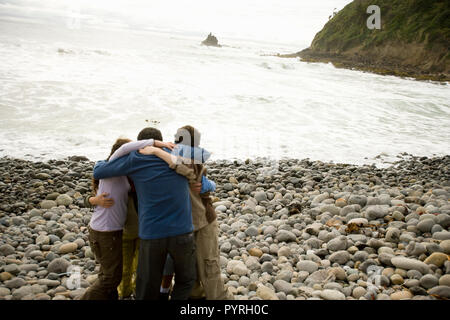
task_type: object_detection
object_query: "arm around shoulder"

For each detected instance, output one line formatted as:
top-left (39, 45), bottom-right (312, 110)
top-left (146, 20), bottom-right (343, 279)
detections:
top-left (93, 155), bottom-right (132, 179)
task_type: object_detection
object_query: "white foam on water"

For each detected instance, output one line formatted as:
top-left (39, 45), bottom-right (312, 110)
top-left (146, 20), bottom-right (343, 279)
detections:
top-left (0, 16), bottom-right (449, 166)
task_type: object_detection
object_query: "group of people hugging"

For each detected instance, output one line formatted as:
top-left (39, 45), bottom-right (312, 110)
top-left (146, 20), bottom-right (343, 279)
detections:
top-left (80, 125), bottom-right (231, 300)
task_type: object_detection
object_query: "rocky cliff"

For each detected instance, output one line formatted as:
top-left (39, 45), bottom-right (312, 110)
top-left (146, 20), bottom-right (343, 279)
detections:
top-left (293, 0), bottom-right (449, 81)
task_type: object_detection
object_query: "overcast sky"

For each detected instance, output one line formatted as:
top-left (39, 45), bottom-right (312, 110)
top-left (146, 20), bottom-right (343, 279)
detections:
top-left (0, 0), bottom-right (352, 44)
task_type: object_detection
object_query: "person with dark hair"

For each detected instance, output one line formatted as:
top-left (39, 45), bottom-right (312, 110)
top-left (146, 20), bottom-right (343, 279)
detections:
top-left (81, 136), bottom-right (171, 300)
top-left (92, 127), bottom-right (197, 300)
top-left (137, 127), bottom-right (163, 142)
top-left (140, 125), bottom-right (231, 300)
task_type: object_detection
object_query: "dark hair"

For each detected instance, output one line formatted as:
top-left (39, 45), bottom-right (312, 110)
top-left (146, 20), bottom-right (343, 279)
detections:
top-left (137, 127), bottom-right (163, 141)
top-left (91, 138), bottom-right (131, 194)
top-left (174, 125), bottom-right (201, 147)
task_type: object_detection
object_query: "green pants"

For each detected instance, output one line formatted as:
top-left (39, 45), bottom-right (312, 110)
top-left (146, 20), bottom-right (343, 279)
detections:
top-left (81, 228), bottom-right (123, 300)
top-left (118, 237), bottom-right (140, 298)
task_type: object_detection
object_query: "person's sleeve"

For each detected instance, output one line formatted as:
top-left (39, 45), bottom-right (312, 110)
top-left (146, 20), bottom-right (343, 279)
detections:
top-left (93, 156), bottom-right (133, 179)
top-left (170, 163), bottom-right (196, 183)
top-left (84, 195), bottom-right (93, 208)
top-left (200, 175), bottom-right (216, 194)
top-left (109, 139), bottom-right (154, 161)
top-left (173, 145), bottom-right (211, 163)
top-left (200, 148), bottom-right (212, 162)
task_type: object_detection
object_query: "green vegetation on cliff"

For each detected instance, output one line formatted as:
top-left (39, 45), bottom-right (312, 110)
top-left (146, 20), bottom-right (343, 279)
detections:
top-left (299, 0), bottom-right (450, 81)
top-left (312, 0), bottom-right (449, 52)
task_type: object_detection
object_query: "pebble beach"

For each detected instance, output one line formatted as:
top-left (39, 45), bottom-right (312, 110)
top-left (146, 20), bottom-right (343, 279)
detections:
top-left (0, 154), bottom-right (449, 300)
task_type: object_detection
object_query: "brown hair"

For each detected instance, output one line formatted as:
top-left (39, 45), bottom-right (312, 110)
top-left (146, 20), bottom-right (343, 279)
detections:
top-left (91, 138), bottom-right (132, 194)
top-left (137, 127), bottom-right (163, 141)
top-left (175, 125), bottom-right (201, 147)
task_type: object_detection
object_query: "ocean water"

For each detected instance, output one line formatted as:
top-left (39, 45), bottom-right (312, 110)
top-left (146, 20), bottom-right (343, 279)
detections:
top-left (0, 8), bottom-right (449, 166)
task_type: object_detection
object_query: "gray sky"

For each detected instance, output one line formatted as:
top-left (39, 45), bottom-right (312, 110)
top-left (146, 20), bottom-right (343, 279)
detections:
top-left (0, 0), bottom-right (352, 44)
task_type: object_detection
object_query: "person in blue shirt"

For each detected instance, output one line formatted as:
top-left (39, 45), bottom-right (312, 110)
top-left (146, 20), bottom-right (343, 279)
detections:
top-left (140, 125), bottom-right (231, 300)
top-left (92, 127), bottom-right (196, 300)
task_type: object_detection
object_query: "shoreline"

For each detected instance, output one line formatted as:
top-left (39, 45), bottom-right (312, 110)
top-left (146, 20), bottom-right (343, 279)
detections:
top-left (1, 150), bottom-right (448, 170)
top-left (276, 49), bottom-right (450, 83)
top-left (0, 155), bottom-right (449, 300)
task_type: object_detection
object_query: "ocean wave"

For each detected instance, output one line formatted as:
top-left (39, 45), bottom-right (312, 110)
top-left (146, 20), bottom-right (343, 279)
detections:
top-left (57, 47), bottom-right (111, 56)
top-left (258, 62), bottom-right (272, 70)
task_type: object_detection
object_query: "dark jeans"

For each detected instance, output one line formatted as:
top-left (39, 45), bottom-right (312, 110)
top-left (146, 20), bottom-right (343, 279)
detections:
top-left (81, 227), bottom-right (123, 300)
top-left (136, 232), bottom-right (196, 300)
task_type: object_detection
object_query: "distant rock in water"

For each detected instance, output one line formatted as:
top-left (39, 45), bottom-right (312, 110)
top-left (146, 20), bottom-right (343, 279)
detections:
top-left (201, 33), bottom-right (222, 47)
top-left (281, 0), bottom-right (450, 82)
top-left (57, 48), bottom-right (74, 55)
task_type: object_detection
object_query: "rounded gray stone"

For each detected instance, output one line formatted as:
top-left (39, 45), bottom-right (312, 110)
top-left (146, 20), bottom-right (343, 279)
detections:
top-left (385, 228), bottom-right (400, 243)
top-left (273, 280), bottom-right (294, 295)
top-left (419, 274), bottom-right (439, 289)
top-left (275, 230), bottom-right (296, 242)
top-left (433, 231), bottom-right (450, 241)
top-left (245, 226), bottom-right (259, 237)
top-left (348, 195), bottom-right (367, 207)
top-left (0, 287), bottom-right (11, 297)
top-left (254, 192), bottom-right (267, 203)
top-left (3, 264), bottom-right (20, 275)
top-left (0, 244), bottom-right (15, 256)
top-left (329, 251), bottom-right (351, 265)
top-left (47, 258), bottom-right (70, 274)
top-left (12, 286), bottom-right (33, 300)
top-left (56, 194), bottom-right (73, 207)
top-left (40, 200), bottom-right (57, 210)
top-left (5, 277), bottom-right (27, 289)
top-left (220, 242), bottom-right (232, 253)
top-left (428, 286), bottom-right (450, 299)
top-left (327, 237), bottom-right (347, 252)
top-left (320, 289), bottom-right (345, 300)
top-left (417, 219), bottom-right (435, 233)
top-left (391, 257), bottom-right (430, 274)
top-left (436, 214), bottom-right (450, 228)
top-left (296, 260), bottom-right (319, 274)
top-left (261, 262), bottom-right (273, 274)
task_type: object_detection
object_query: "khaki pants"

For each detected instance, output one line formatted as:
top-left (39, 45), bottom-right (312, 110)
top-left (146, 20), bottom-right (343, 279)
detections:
top-left (81, 228), bottom-right (123, 300)
top-left (118, 237), bottom-right (140, 298)
top-left (192, 220), bottom-right (230, 300)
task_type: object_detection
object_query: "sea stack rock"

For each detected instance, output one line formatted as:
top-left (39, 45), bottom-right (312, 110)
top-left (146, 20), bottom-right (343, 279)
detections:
top-left (201, 33), bottom-right (222, 47)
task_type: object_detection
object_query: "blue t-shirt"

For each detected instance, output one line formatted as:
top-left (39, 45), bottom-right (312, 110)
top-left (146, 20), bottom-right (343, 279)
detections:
top-left (172, 144), bottom-right (211, 163)
top-left (171, 144), bottom-right (215, 194)
top-left (93, 150), bottom-right (193, 240)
